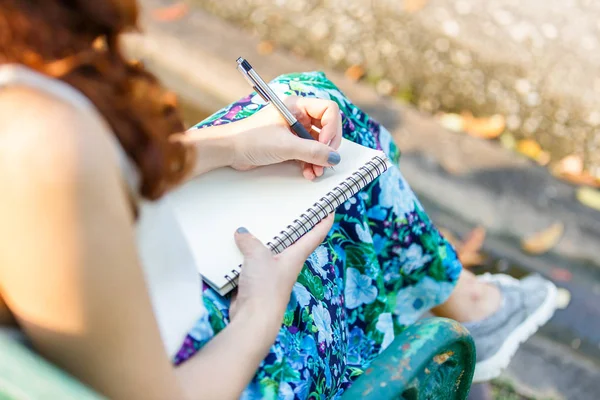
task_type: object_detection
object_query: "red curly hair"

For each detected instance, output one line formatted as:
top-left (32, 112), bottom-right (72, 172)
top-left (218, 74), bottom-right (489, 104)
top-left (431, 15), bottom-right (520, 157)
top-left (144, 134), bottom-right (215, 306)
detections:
top-left (0, 0), bottom-right (191, 199)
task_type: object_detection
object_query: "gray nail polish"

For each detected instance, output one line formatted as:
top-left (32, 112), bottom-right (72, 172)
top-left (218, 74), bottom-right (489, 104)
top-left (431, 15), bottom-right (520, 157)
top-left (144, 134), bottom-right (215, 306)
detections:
top-left (236, 227), bottom-right (249, 234)
top-left (328, 151), bottom-right (341, 165)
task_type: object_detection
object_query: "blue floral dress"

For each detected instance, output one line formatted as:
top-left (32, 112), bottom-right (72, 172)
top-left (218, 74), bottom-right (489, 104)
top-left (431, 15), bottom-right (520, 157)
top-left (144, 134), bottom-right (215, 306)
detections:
top-left (173, 72), bottom-right (462, 399)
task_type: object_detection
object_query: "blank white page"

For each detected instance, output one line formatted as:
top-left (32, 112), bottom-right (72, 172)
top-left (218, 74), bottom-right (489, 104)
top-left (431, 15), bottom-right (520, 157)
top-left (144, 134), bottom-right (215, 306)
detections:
top-left (167, 138), bottom-right (387, 293)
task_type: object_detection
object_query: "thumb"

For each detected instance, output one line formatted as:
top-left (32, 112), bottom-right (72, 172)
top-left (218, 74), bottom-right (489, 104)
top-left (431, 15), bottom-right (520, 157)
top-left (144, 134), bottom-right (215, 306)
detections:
top-left (278, 214), bottom-right (335, 276)
top-left (288, 136), bottom-right (341, 167)
top-left (234, 227), bottom-right (270, 258)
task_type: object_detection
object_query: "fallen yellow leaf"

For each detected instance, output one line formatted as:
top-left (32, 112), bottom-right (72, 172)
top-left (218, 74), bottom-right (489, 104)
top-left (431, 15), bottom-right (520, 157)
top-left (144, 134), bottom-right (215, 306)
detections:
top-left (521, 222), bottom-right (564, 255)
top-left (462, 113), bottom-right (506, 139)
top-left (460, 226), bottom-right (486, 257)
top-left (458, 227), bottom-right (487, 268)
top-left (344, 65), bottom-right (365, 82)
top-left (257, 40), bottom-right (275, 55)
top-left (516, 139), bottom-right (543, 160)
top-left (553, 171), bottom-right (600, 188)
top-left (459, 252), bottom-right (487, 269)
top-left (552, 156), bottom-right (600, 188)
top-left (440, 226), bottom-right (487, 268)
top-left (576, 187), bottom-right (600, 211)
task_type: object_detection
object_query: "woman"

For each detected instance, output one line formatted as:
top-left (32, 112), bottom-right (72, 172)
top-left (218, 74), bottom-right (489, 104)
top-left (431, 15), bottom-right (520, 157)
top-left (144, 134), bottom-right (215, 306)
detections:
top-left (0, 1), bottom-right (557, 398)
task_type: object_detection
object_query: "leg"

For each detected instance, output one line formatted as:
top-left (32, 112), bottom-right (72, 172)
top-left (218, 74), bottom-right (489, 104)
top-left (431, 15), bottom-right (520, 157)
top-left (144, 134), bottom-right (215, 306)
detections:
top-left (259, 72), bottom-right (558, 385)
top-left (432, 269), bottom-right (502, 323)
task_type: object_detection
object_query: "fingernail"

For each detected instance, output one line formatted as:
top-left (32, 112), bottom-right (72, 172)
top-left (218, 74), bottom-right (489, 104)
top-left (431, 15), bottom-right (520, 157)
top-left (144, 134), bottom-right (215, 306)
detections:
top-left (328, 151), bottom-right (341, 165)
top-left (236, 227), bottom-right (249, 234)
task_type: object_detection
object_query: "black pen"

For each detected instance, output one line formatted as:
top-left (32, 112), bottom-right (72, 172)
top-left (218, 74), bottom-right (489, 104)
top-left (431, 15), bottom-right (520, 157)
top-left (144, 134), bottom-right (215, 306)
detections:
top-left (236, 57), bottom-right (316, 141)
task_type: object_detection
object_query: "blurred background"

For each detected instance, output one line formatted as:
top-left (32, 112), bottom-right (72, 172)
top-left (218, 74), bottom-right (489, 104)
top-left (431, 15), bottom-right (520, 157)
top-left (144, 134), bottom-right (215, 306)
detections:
top-left (127, 0), bottom-right (600, 398)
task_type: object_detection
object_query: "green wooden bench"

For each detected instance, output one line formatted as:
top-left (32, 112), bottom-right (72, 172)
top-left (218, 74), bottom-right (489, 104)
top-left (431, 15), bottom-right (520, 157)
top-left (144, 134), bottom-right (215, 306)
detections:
top-left (0, 317), bottom-right (474, 399)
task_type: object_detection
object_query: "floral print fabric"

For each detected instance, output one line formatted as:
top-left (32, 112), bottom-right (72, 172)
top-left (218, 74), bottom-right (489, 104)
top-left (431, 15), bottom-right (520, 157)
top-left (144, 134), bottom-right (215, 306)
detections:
top-left (173, 72), bottom-right (462, 399)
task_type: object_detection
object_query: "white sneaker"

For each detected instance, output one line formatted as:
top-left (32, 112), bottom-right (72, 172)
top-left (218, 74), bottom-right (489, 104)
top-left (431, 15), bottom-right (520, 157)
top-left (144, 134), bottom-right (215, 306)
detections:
top-left (463, 273), bottom-right (558, 383)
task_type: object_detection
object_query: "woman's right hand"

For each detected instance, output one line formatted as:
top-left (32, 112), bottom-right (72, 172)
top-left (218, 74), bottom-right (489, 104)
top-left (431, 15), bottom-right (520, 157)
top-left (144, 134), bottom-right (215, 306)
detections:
top-left (180, 96), bottom-right (343, 181)
top-left (229, 214), bottom-right (334, 327)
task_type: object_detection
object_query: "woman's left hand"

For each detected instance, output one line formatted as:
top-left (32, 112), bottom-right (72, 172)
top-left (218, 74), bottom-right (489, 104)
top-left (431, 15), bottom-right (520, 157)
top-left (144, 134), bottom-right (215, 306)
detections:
top-left (227, 96), bottom-right (343, 179)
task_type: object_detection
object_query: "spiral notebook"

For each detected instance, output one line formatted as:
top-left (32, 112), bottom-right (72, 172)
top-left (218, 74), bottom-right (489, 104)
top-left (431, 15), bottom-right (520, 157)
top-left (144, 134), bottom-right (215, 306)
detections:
top-left (167, 138), bottom-right (391, 295)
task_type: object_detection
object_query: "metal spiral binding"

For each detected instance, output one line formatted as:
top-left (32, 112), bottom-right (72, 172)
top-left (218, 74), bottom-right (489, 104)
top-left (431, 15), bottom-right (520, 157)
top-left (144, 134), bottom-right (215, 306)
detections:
top-left (224, 268), bottom-right (240, 290)
top-left (221, 155), bottom-right (389, 288)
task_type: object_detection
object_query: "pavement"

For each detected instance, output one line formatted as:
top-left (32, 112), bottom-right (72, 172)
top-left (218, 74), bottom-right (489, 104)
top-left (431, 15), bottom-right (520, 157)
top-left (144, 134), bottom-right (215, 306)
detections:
top-left (126, 1), bottom-right (600, 397)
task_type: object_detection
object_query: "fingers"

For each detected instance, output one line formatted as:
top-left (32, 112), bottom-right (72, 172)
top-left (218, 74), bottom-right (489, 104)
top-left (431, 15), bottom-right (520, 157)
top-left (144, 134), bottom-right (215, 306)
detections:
top-left (302, 162), bottom-right (317, 180)
top-left (279, 214), bottom-right (334, 268)
top-left (294, 97), bottom-right (342, 149)
top-left (234, 227), bottom-right (270, 259)
top-left (285, 135), bottom-right (341, 167)
top-left (328, 125), bottom-right (343, 149)
top-left (312, 165), bottom-right (324, 178)
top-left (301, 162), bottom-right (323, 180)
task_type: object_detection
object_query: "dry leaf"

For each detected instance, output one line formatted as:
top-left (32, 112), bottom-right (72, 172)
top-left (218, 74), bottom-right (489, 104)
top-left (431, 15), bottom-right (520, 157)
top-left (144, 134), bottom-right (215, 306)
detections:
top-left (516, 139), bottom-right (542, 159)
top-left (345, 65), bottom-right (365, 82)
top-left (437, 113), bottom-right (463, 132)
top-left (460, 226), bottom-right (486, 255)
top-left (257, 40), bottom-right (275, 55)
top-left (556, 288), bottom-right (571, 309)
top-left (521, 222), bottom-right (564, 255)
top-left (462, 113), bottom-right (506, 139)
top-left (404, 0), bottom-right (429, 13)
top-left (515, 139), bottom-right (551, 165)
top-left (576, 187), bottom-right (600, 211)
top-left (152, 2), bottom-right (189, 22)
top-left (457, 226), bottom-right (487, 268)
top-left (439, 228), bottom-right (486, 268)
top-left (459, 252), bottom-right (487, 268)
top-left (552, 156), bottom-right (600, 188)
top-left (554, 171), bottom-right (600, 188)
top-left (439, 226), bottom-right (487, 268)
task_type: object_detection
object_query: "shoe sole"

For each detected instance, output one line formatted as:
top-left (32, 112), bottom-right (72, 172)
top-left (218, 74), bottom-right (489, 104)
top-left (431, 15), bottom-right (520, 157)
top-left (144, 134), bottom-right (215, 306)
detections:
top-left (471, 277), bottom-right (558, 383)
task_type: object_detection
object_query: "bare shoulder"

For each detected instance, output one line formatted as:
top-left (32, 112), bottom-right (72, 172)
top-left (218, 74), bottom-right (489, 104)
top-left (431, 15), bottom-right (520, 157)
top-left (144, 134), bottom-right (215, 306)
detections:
top-left (0, 85), bottom-right (122, 187)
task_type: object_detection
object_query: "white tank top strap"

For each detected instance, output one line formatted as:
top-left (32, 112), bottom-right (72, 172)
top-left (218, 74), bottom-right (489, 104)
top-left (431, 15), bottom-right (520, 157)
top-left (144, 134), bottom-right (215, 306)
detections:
top-left (0, 64), bottom-right (140, 201)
